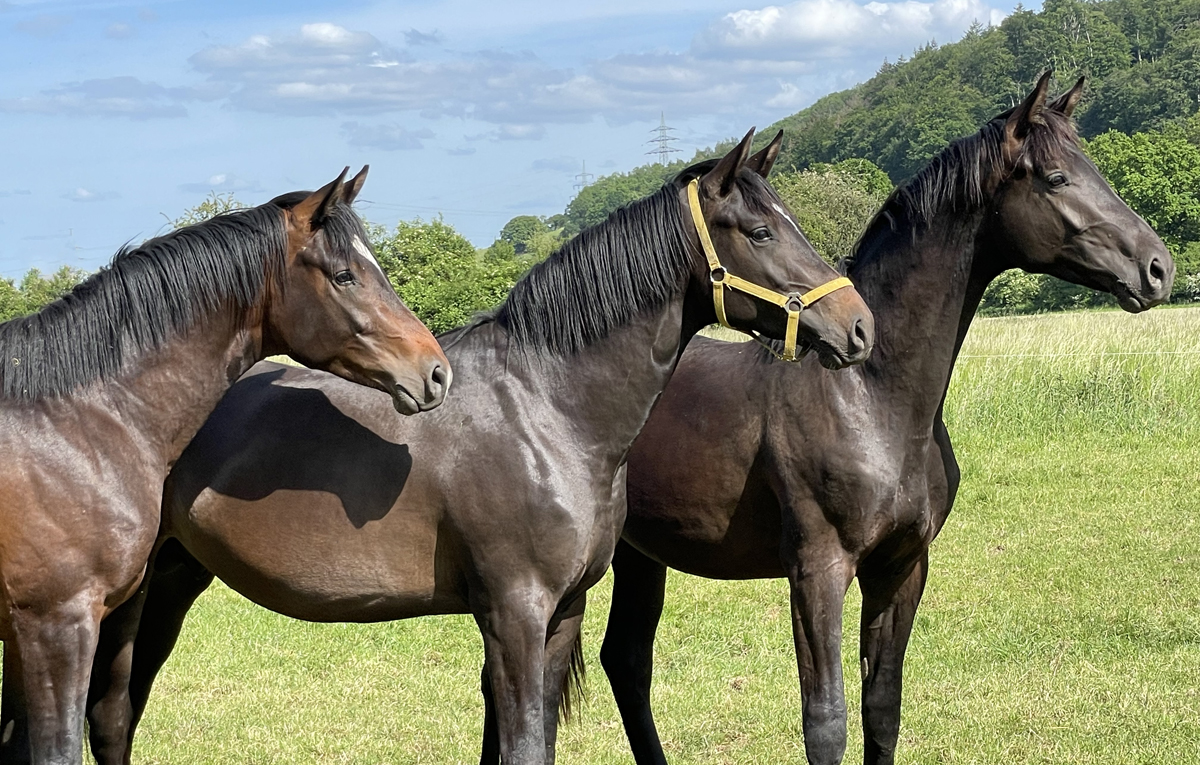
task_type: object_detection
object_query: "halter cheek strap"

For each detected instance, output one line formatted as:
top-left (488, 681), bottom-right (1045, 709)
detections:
top-left (686, 179), bottom-right (853, 362)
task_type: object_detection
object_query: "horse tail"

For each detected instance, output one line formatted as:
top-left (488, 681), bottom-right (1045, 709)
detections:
top-left (558, 630), bottom-right (587, 724)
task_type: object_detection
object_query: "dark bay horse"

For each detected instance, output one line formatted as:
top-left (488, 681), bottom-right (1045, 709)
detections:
top-left (0, 167), bottom-right (449, 765)
top-left (81, 131), bottom-right (874, 765)
top-left (598, 75), bottom-right (1174, 765)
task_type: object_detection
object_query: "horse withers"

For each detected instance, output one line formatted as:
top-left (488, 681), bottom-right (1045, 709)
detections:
top-left (83, 130), bottom-right (872, 765)
top-left (0, 167), bottom-right (448, 765)
top-left (599, 73), bottom-right (1173, 765)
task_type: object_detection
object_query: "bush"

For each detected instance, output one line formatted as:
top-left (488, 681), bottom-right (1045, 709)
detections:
top-left (771, 159), bottom-right (893, 263)
top-left (371, 218), bottom-right (533, 334)
top-left (0, 266), bottom-right (89, 323)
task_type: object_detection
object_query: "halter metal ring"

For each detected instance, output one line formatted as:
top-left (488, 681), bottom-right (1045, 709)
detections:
top-left (784, 294), bottom-right (805, 314)
top-left (710, 267), bottom-right (727, 285)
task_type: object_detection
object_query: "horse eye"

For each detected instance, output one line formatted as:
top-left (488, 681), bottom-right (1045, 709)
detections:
top-left (333, 270), bottom-right (356, 286)
top-left (1047, 172), bottom-right (1068, 188)
top-left (752, 227), bottom-right (771, 242)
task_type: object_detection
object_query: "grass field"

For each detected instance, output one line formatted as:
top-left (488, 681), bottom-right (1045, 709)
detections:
top-left (14, 307), bottom-right (1200, 764)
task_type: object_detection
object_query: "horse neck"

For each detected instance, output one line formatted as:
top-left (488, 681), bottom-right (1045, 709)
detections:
top-left (850, 206), bottom-right (997, 427)
top-left (464, 279), bottom-right (703, 468)
top-left (548, 287), bottom-right (705, 464)
top-left (94, 305), bottom-right (264, 467)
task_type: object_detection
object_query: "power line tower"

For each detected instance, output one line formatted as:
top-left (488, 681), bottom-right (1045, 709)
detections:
top-left (646, 112), bottom-right (681, 165)
top-left (573, 160), bottom-right (594, 194)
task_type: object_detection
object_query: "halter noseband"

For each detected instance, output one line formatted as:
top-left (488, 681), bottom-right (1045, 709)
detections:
top-left (686, 178), bottom-right (853, 362)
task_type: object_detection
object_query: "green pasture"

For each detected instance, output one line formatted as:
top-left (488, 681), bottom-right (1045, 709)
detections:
top-left (16, 306), bottom-right (1200, 763)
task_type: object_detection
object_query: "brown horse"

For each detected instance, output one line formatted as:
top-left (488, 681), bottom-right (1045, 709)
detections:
top-left (79, 131), bottom-right (873, 765)
top-left (0, 167), bottom-right (449, 765)
top-left (598, 75), bottom-right (1174, 765)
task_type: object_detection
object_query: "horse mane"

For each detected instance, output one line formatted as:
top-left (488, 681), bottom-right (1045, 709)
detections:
top-left (442, 162), bottom-right (790, 358)
top-left (0, 195), bottom-right (362, 399)
top-left (482, 181), bottom-right (693, 356)
top-left (843, 109), bottom-right (1080, 274)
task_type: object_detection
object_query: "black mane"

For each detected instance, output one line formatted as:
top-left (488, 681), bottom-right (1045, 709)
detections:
top-left (845, 109), bottom-right (1080, 274)
top-left (484, 182), bottom-right (693, 356)
top-left (443, 163), bottom-right (790, 358)
top-left (0, 196), bottom-right (363, 399)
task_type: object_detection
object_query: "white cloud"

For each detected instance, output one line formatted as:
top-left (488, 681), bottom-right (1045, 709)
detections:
top-left (64, 188), bottom-right (118, 202)
top-left (0, 77), bottom-right (193, 119)
top-left (341, 122), bottom-right (434, 150)
top-left (697, 0), bottom-right (1006, 59)
top-left (531, 155), bottom-right (580, 173)
top-left (105, 22), bottom-right (134, 40)
top-left (178, 173), bottom-right (262, 194)
top-left (4, 4), bottom-right (1008, 131)
top-left (14, 14), bottom-right (70, 38)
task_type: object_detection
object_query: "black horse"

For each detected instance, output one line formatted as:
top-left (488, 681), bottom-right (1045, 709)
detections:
top-left (79, 131), bottom-right (874, 765)
top-left (596, 75), bottom-right (1174, 765)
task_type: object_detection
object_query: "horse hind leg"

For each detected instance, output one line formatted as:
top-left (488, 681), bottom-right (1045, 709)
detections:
top-left (85, 584), bottom-right (148, 765)
top-left (599, 540), bottom-right (669, 765)
top-left (86, 538), bottom-right (215, 765)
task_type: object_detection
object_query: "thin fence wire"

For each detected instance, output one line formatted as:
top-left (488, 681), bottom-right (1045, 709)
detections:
top-left (959, 350), bottom-right (1200, 358)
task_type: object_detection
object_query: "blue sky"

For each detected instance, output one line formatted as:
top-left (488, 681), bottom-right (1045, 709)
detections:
top-left (0, 0), bottom-right (1020, 278)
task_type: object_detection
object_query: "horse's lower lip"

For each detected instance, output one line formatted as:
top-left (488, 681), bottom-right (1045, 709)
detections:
top-left (1112, 283), bottom-right (1149, 313)
top-left (391, 387), bottom-right (420, 415)
top-left (807, 338), bottom-right (850, 370)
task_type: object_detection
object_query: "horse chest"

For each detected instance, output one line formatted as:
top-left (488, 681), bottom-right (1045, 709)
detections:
top-left (810, 438), bottom-right (940, 556)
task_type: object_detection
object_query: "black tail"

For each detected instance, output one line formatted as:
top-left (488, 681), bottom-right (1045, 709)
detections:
top-left (557, 630), bottom-right (587, 724)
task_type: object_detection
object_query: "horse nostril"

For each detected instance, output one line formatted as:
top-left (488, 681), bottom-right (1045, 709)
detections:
top-left (1148, 256), bottom-right (1167, 286)
top-left (851, 318), bottom-right (870, 353)
top-left (426, 362), bottom-right (448, 402)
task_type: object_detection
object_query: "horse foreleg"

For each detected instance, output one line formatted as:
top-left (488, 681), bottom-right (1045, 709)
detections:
top-left (1, 642), bottom-right (32, 764)
top-left (787, 552), bottom-right (854, 765)
top-left (7, 592), bottom-right (103, 765)
top-left (475, 593), bottom-right (551, 764)
top-left (857, 552), bottom-right (928, 765)
top-left (86, 539), bottom-right (214, 765)
top-left (540, 594), bottom-right (586, 764)
top-left (599, 540), bottom-right (668, 765)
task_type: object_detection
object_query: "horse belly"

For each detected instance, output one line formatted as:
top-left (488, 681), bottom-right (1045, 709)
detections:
top-left (623, 481), bottom-right (787, 580)
top-left (176, 488), bottom-right (463, 622)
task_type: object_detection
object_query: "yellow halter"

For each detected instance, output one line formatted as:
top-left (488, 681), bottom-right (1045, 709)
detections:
top-left (686, 179), bottom-right (853, 362)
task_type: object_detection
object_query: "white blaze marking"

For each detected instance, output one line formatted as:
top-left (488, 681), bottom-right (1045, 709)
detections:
top-left (771, 202), bottom-right (803, 236)
top-left (353, 236), bottom-right (386, 279)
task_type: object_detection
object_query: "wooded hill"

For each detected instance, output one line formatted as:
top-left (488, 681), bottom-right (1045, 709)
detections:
top-left (544, 0), bottom-right (1200, 312)
top-left (766, 0), bottom-right (1200, 179)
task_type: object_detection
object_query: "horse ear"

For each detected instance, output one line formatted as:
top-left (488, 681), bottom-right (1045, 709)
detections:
top-left (746, 130), bottom-right (784, 178)
top-left (292, 167), bottom-right (349, 231)
top-left (1005, 71), bottom-right (1052, 146)
top-left (1048, 76), bottom-right (1085, 117)
top-left (342, 165), bottom-right (369, 206)
top-left (702, 128), bottom-right (756, 198)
